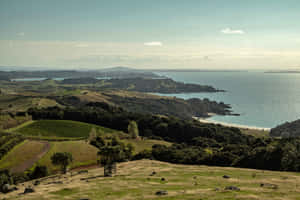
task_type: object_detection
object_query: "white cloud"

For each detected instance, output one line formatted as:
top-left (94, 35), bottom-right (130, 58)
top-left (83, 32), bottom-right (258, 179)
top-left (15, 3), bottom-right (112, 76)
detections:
top-left (221, 28), bottom-right (245, 34)
top-left (144, 41), bottom-right (163, 46)
top-left (17, 32), bottom-right (25, 36)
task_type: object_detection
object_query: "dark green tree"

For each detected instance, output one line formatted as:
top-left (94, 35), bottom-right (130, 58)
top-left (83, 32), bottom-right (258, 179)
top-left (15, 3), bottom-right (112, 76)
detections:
top-left (128, 121), bottom-right (139, 139)
top-left (30, 165), bottom-right (48, 179)
top-left (91, 136), bottom-right (134, 176)
top-left (0, 170), bottom-right (13, 193)
top-left (51, 152), bottom-right (73, 174)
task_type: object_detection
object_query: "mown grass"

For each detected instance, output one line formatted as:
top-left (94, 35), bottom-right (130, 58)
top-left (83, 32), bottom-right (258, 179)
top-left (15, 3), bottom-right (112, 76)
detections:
top-left (15, 120), bottom-right (117, 139)
top-left (3, 160), bottom-right (300, 200)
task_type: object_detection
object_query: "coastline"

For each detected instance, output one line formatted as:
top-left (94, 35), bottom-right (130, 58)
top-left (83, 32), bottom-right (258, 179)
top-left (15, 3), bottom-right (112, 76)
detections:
top-left (194, 116), bottom-right (271, 131)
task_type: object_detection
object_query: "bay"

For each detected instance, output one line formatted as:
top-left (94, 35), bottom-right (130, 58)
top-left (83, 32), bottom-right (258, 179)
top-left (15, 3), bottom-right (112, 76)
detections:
top-left (154, 71), bottom-right (300, 129)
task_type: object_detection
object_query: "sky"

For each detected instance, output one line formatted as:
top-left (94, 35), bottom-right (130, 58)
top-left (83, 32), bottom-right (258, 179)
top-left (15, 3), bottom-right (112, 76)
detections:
top-left (0, 0), bottom-right (300, 70)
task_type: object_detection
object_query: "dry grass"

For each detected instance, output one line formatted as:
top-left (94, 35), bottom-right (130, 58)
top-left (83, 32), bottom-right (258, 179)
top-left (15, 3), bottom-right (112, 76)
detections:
top-left (37, 141), bottom-right (98, 172)
top-left (2, 160), bottom-right (300, 200)
top-left (0, 140), bottom-right (46, 172)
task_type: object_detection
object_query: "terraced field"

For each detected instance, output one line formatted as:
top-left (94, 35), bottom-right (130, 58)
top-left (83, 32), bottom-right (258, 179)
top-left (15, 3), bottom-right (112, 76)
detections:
top-left (2, 160), bottom-right (300, 200)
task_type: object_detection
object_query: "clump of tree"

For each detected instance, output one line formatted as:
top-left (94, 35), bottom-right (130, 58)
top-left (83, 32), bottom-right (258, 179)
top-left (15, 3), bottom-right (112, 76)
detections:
top-left (0, 133), bottom-right (24, 160)
top-left (128, 121), bottom-right (139, 139)
top-left (87, 127), bottom-right (98, 142)
top-left (91, 136), bottom-right (134, 176)
top-left (51, 152), bottom-right (73, 174)
top-left (30, 165), bottom-right (48, 179)
top-left (0, 170), bottom-right (13, 193)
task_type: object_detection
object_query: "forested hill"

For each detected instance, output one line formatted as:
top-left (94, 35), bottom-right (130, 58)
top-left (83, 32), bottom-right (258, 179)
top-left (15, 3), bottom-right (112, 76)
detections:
top-left (270, 119), bottom-right (300, 138)
top-left (52, 91), bottom-right (232, 119)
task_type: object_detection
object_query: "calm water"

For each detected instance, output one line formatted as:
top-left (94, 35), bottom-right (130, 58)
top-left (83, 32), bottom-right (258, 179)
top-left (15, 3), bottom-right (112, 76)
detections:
top-left (155, 71), bottom-right (300, 129)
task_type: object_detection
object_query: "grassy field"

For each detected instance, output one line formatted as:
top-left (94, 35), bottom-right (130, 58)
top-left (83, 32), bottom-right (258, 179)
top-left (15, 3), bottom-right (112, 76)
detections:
top-left (240, 128), bottom-right (270, 137)
top-left (0, 95), bottom-right (59, 113)
top-left (0, 138), bottom-right (171, 173)
top-left (36, 140), bottom-right (99, 172)
top-left (2, 159), bottom-right (300, 200)
top-left (123, 139), bottom-right (172, 153)
top-left (38, 139), bottom-right (172, 172)
top-left (14, 120), bottom-right (117, 139)
top-left (0, 140), bottom-right (46, 172)
top-left (1, 120), bottom-right (172, 173)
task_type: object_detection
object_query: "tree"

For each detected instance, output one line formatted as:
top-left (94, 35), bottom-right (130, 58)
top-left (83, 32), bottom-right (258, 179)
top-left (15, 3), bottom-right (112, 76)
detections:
top-left (30, 165), bottom-right (48, 179)
top-left (91, 136), bottom-right (134, 177)
top-left (0, 170), bottom-right (13, 193)
top-left (128, 121), bottom-right (139, 139)
top-left (87, 128), bottom-right (97, 143)
top-left (51, 152), bottom-right (73, 174)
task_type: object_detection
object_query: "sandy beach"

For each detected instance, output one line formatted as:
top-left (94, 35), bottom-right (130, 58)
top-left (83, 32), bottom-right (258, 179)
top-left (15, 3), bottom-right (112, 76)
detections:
top-left (194, 117), bottom-right (271, 131)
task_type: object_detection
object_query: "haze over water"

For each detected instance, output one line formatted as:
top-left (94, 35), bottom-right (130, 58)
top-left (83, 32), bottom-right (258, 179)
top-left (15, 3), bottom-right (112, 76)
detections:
top-left (155, 71), bottom-right (300, 129)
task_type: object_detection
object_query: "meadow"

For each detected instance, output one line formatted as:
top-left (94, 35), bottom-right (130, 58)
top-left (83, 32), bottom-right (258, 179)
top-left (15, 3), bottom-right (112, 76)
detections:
top-left (2, 159), bottom-right (300, 200)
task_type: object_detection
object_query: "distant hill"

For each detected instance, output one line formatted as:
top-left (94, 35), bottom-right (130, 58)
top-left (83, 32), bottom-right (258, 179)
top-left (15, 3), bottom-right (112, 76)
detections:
top-left (270, 119), bottom-right (300, 137)
top-left (100, 66), bottom-right (141, 72)
top-left (0, 68), bottom-right (160, 80)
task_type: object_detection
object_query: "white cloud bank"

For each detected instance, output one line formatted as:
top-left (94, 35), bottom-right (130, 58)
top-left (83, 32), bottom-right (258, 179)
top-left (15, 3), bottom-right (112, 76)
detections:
top-left (221, 28), bottom-right (245, 34)
top-left (144, 41), bottom-right (163, 46)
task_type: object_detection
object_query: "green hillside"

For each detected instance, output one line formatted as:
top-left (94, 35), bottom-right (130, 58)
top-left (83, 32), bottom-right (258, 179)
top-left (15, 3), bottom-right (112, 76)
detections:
top-left (15, 120), bottom-right (117, 139)
top-left (0, 120), bottom-right (171, 173)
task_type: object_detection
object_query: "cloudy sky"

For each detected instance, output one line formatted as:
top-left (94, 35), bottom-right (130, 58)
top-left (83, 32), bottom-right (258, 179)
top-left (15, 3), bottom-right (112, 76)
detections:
top-left (0, 0), bottom-right (300, 70)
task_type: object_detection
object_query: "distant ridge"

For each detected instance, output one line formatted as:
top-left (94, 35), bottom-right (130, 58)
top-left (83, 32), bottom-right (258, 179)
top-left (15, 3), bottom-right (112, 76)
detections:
top-left (100, 66), bottom-right (141, 72)
top-left (152, 69), bottom-right (248, 72)
top-left (265, 70), bottom-right (300, 74)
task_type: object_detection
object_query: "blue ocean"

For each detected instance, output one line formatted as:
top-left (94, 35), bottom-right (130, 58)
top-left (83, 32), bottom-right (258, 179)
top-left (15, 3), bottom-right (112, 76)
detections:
top-left (155, 71), bottom-right (300, 129)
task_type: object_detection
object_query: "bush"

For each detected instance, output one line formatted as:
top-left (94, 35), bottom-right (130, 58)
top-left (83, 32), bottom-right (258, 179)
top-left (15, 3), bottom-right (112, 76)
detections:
top-left (30, 165), bottom-right (48, 179)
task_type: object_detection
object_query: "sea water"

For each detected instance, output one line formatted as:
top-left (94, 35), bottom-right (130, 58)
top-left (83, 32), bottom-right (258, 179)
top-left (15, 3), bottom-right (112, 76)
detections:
top-left (154, 71), bottom-right (300, 129)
